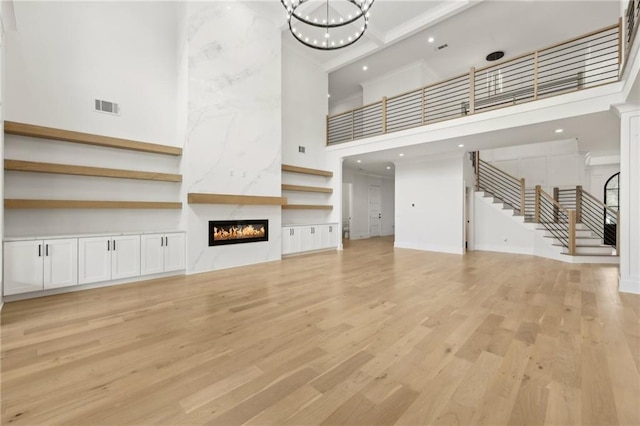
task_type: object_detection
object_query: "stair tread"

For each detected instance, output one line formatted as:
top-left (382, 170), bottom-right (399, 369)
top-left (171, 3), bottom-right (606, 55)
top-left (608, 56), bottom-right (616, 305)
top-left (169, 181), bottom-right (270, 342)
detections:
top-left (552, 244), bottom-right (613, 248)
top-left (560, 253), bottom-right (619, 257)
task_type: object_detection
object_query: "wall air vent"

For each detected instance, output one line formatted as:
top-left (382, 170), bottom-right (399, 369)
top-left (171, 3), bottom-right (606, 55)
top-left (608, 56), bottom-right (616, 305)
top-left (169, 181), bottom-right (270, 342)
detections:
top-left (94, 99), bottom-right (120, 115)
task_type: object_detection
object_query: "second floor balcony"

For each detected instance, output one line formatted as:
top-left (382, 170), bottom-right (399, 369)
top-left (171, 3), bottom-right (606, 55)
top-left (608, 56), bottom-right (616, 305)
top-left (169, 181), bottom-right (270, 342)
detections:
top-left (326, 11), bottom-right (639, 146)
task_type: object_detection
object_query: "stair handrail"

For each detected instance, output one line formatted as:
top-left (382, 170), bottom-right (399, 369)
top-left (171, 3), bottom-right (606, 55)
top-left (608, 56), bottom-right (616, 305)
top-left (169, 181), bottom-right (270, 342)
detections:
top-left (478, 159), bottom-right (521, 184)
top-left (536, 186), bottom-right (577, 255)
top-left (579, 186), bottom-right (619, 254)
top-left (581, 187), bottom-right (620, 219)
top-left (476, 155), bottom-right (527, 215)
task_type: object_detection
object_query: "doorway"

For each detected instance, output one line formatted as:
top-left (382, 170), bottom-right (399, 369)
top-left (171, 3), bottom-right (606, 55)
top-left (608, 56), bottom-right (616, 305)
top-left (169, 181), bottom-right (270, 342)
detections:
top-left (369, 184), bottom-right (382, 237)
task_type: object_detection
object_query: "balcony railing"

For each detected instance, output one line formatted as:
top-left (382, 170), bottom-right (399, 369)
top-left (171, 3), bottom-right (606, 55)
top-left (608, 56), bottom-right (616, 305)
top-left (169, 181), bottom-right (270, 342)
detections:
top-left (626, 0), bottom-right (640, 59)
top-left (327, 23), bottom-right (621, 146)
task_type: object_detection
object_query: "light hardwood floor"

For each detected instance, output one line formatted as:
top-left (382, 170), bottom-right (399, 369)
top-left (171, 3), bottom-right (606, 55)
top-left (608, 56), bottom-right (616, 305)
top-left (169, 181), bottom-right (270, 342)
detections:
top-left (1, 237), bottom-right (639, 425)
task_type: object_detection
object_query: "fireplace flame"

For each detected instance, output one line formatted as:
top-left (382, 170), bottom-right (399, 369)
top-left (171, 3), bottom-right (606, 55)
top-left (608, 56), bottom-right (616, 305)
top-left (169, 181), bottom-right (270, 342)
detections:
top-left (213, 225), bottom-right (266, 241)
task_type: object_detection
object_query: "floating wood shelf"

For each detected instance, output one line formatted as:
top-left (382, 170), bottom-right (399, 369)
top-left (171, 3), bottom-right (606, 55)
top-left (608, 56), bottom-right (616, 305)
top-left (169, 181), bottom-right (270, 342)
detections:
top-left (4, 200), bottom-right (182, 209)
top-left (281, 184), bottom-right (332, 194)
top-left (282, 204), bottom-right (333, 210)
top-left (282, 164), bottom-right (333, 177)
top-left (4, 160), bottom-right (182, 182)
top-left (187, 193), bottom-right (287, 206)
top-left (4, 121), bottom-right (182, 156)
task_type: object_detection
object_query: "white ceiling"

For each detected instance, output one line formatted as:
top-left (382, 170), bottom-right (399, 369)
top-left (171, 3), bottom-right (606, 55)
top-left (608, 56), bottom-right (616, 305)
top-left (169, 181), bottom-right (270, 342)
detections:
top-left (329, 0), bottom-right (620, 104)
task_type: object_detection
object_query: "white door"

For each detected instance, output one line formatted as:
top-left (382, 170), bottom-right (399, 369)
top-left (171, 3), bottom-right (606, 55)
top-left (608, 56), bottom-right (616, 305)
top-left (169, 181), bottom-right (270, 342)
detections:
top-left (369, 184), bottom-right (382, 237)
top-left (79, 237), bottom-right (111, 284)
top-left (290, 227), bottom-right (301, 253)
top-left (164, 233), bottom-right (186, 272)
top-left (342, 183), bottom-right (353, 240)
top-left (3, 240), bottom-right (43, 295)
top-left (328, 224), bottom-right (338, 247)
top-left (111, 235), bottom-right (141, 280)
top-left (43, 238), bottom-right (78, 290)
top-left (141, 234), bottom-right (165, 275)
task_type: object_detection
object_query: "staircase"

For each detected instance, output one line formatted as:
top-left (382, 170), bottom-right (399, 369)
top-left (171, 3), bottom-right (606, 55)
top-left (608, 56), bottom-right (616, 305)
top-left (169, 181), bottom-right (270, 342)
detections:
top-left (473, 153), bottom-right (619, 263)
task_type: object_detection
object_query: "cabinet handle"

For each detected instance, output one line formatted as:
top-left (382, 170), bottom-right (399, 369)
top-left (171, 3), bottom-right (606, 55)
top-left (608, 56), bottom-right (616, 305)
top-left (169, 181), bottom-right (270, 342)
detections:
top-left (329, 226), bottom-right (332, 232)
top-left (45, 244), bottom-right (49, 257)
top-left (161, 237), bottom-right (164, 247)
top-left (38, 244), bottom-right (42, 257)
top-left (165, 237), bottom-right (168, 246)
top-left (113, 240), bottom-right (116, 251)
top-left (107, 240), bottom-right (110, 251)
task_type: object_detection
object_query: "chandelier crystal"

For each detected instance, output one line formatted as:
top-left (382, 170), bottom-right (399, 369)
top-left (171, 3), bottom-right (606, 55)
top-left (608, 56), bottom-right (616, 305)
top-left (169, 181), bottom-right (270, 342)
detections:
top-left (281, 0), bottom-right (375, 51)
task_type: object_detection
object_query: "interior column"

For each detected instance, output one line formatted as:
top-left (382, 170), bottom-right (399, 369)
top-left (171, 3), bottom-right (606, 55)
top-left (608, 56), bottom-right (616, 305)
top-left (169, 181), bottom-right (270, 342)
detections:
top-left (617, 106), bottom-right (640, 294)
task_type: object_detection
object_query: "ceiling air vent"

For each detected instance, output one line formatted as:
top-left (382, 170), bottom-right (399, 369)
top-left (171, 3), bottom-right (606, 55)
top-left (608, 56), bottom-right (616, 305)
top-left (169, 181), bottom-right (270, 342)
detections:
top-left (94, 99), bottom-right (120, 115)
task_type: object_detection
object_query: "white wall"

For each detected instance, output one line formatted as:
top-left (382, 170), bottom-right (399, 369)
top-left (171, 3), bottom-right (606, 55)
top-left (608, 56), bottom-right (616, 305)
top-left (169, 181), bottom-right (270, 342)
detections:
top-left (3, 1), bottom-right (182, 237)
top-left (361, 60), bottom-right (439, 105)
top-left (395, 154), bottom-right (464, 254)
top-left (5, 1), bottom-right (179, 146)
top-left (184, 2), bottom-right (282, 274)
top-left (329, 92), bottom-right (362, 116)
top-left (282, 43), bottom-right (327, 169)
top-left (481, 139), bottom-right (587, 193)
top-left (342, 168), bottom-right (394, 239)
top-left (281, 40), bottom-right (336, 226)
top-left (586, 163), bottom-right (620, 202)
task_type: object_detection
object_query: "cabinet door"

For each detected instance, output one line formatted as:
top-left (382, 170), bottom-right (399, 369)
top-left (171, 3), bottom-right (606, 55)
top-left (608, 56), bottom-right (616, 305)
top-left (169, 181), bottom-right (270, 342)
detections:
top-left (141, 234), bottom-right (164, 275)
top-left (111, 235), bottom-right (141, 280)
top-left (43, 238), bottom-right (78, 290)
top-left (79, 237), bottom-right (111, 285)
top-left (282, 227), bottom-right (293, 255)
top-left (310, 226), bottom-right (322, 251)
top-left (320, 225), bottom-right (330, 249)
top-left (327, 224), bottom-right (338, 248)
top-left (164, 233), bottom-right (186, 272)
top-left (300, 226), bottom-right (315, 252)
top-left (290, 227), bottom-right (302, 253)
top-left (3, 241), bottom-right (43, 295)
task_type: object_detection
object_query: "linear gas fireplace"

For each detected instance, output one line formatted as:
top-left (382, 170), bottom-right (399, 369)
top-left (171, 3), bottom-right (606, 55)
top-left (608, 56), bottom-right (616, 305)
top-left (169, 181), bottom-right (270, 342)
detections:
top-left (209, 220), bottom-right (269, 246)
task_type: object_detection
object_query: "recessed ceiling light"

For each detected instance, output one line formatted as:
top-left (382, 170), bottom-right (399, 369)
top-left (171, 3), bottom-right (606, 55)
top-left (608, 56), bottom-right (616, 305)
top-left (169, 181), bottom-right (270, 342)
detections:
top-left (428, 37), bottom-right (435, 43)
top-left (555, 128), bottom-right (564, 133)
top-left (362, 65), bottom-right (368, 71)
top-left (357, 159), bottom-right (361, 163)
top-left (327, 94), bottom-right (331, 98)
top-left (458, 144), bottom-right (464, 148)
top-left (399, 153), bottom-right (404, 157)
top-left (386, 166), bottom-right (391, 170)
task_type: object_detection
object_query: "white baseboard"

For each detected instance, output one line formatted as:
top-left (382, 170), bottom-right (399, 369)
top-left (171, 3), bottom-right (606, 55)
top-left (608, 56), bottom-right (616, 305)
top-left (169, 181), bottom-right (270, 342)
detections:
top-left (394, 241), bottom-right (464, 255)
top-left (3, 271), bottom-right (185, 302)
top-left (619, 276), bottom-right (640, 294)
top-left (475, 244), bottom-right (533, 256)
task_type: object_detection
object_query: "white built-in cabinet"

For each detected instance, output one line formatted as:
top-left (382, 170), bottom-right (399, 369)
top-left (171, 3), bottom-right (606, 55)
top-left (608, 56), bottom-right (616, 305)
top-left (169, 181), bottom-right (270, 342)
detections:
top-left (140, 233), bottom-right (186, 275)
top-left (3, 238), bottom-right (78, 295)
top-left (78, 235), bottom-right (141, 284)
top-left (282, 223), bottom-right (338, 256)
top-left (3, 231), bottom-right (185, 296)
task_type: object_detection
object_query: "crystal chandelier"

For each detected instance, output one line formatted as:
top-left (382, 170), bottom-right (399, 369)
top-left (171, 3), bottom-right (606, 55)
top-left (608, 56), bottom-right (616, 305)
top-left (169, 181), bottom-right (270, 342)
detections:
top-left (281, 0), bottom-right (375, 51)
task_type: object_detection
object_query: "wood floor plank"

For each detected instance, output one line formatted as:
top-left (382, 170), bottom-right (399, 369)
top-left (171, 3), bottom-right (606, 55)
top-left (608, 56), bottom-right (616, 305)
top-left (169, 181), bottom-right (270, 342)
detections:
top-left (1, 237), bottom-right (637, 426)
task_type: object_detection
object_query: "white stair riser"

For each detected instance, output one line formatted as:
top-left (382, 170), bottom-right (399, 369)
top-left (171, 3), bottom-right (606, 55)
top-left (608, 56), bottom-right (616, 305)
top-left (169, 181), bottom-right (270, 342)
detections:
top-left (543, 229), bottom-right (594, 238)
top-left (553, 238), bottom-right (604, 246)
top-left (562, 246), bottom-right (616, 255)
